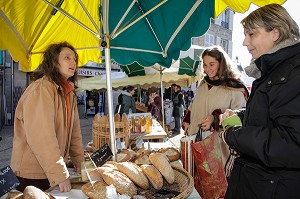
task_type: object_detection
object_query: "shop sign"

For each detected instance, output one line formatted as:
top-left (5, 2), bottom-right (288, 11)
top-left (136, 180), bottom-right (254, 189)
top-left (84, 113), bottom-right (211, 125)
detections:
top-left (77, 68), bottom-right (105, 77)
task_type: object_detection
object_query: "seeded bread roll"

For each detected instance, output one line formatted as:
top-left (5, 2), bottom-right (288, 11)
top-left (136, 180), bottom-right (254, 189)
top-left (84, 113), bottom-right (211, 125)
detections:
top-left (115, 162), bottom-right (150, 189)
top-left (23, 186), bottom-right (54, 199)
top-left (102, 170), bottom-right (137, 197)
top-left (140, 164), bottom-right (163, 190)
top-left (158, 147), bottom-right (180, 162)
top-left (149, 152), bottom-right (175, 184)
top-left (81, 181), bottom-right (107, 199)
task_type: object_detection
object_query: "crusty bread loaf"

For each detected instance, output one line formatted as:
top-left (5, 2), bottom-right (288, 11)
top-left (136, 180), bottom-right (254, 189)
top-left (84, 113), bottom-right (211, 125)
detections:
top-left (89, 167), bottom-right (104, 182)
top-left (102, 170), bottom-right (137, 197)
top-left (133, 151), bottom-right (152, 165)
top-left (158, 147), bottom-right (180, 162)
top-left (140, 164), bottom-right (163, 190)
top-left (149, 152), bottom-right (175, 184)
top-left (23, 186), bottom-right (54, 199)
top-left (81, 181), bottom-right (107, 199)
top-left (115, 162), bottom-right (150, 189)
top-left (6, 190), bottom-right (23, 199)
top-left (117, 149), bottom-right (137, 162)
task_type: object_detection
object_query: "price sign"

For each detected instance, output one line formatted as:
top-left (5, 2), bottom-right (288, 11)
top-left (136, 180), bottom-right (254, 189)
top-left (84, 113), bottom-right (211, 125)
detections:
top-left (90, 143), bottom-right (113, 167)
top-left (0, 166), bottom-right (20, 197)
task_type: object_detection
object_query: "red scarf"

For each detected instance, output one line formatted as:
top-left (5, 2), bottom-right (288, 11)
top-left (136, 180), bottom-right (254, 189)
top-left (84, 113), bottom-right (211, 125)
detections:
top-left (62, 80), bottom-right (74, 127)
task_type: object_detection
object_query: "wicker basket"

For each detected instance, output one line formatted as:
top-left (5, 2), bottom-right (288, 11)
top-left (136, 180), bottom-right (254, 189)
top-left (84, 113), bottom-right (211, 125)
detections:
top-left (92, 121), bottom-right (129, 149)
top-left (137, 166), bottom-right (194, 199)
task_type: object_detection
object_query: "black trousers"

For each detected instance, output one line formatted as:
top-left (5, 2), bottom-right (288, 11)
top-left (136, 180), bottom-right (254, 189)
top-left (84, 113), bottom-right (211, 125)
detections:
top-left (16, 176), bottom-right (50, 192)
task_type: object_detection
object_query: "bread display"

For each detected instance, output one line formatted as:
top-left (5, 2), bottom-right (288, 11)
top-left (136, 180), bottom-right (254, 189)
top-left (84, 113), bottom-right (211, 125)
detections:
top-left (81, 181), bottom-right (107, 199)
top-left (140, 164), bottom-right (163, 190)
top-left (102, 170), bottom-right (137, 197)
top-left (158, 147), bottom-right (180, 162)
top-left (23, 186), bottom-right (54, 199)
top-left (149, 152), bottom-right (175, 184)
top-left (115, 162), bottom-right (150, 189)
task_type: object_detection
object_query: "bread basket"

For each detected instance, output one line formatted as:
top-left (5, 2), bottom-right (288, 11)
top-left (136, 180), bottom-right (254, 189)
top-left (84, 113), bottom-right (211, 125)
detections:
top-left (138, 166), bottom-right (194, 199)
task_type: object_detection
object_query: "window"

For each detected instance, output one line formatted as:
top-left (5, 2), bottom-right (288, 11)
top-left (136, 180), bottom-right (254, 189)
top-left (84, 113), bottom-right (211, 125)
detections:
top-left (220, 39), bottom-right (228, 52)
top-left (219, 9), bottom-right (230, 29)
top-left (204, 34), bottom-right (214, 47)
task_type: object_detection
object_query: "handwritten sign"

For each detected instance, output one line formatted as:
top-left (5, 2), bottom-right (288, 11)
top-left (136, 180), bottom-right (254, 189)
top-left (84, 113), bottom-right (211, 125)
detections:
top-left (90, 143), bottom-right (113, 167)
top-left (0, 166), bottom-right (20, 197)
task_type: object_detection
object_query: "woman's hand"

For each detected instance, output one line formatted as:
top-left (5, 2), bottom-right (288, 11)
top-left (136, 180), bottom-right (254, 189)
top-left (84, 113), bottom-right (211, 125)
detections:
top-left (59, 178), bottom-right (71, 192)
top-left (182, 122), bottom-right (190, 131)
top-left (219, 109), bottom-right (235, 124)
top-left (199, 115), bottom-right (214, 131)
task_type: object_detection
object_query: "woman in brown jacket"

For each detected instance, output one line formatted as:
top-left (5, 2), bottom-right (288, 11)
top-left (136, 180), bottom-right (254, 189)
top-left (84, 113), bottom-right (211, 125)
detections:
top-left (11, 42), bottom-right (84, 192)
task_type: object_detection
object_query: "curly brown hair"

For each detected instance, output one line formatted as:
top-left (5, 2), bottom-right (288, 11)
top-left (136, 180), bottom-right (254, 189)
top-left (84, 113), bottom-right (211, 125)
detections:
top-left (32, 41), bottom-right (79, 87)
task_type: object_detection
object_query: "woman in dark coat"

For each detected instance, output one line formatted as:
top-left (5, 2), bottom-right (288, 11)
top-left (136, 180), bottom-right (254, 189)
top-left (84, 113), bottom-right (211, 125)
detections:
top-left (220, 4), bottom-right (300, 199)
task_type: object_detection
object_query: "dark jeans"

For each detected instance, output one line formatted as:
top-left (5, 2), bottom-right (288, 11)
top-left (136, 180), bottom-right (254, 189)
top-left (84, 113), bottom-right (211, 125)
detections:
top-left (174, 116), bottom-right (182, 133)
top-left (16, 176), bottom-right (50, 192)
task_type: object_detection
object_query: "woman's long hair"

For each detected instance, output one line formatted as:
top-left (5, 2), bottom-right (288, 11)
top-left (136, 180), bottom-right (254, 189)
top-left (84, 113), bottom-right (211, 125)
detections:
top-left (32, 41), bottom-right (79, 87)
top-left (201, 45), bottom-right (241, 81)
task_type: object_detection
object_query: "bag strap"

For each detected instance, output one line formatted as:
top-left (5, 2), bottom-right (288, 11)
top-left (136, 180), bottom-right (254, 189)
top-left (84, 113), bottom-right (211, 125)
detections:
top-left (195, 127), bottom-right (202, 142)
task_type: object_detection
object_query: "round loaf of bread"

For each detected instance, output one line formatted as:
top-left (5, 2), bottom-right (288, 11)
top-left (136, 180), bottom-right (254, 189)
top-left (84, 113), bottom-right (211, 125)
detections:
top-left (23, 186), bottom-right (54, 199)
top-left (102, 170), bottom-right (137, 197)
top-left (115, 162), bottom-right (150, 189)
top-left (158, 147), bottom-right (180, 162)
top-left (149, 152), bottom-right (175, 184)
top-left (81, 181), bottom-right (107, 199)
top-left (140, 164), bottom-right (163, 190)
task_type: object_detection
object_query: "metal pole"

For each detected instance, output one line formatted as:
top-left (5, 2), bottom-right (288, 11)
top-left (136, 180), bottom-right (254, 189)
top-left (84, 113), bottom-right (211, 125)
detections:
top-left (103, 0), bottom-right (117, 161)
top-left (11, 57), bottom-right (14, 124)
top-left (160, 68), bottom-right (165, 129)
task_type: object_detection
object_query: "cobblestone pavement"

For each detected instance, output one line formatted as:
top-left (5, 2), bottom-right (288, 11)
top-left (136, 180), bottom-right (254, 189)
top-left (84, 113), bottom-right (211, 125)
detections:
top-left (0, 116), bottom-right (183, 169)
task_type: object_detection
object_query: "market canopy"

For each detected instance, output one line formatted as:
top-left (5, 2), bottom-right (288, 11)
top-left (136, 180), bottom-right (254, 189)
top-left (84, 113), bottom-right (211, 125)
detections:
top-left (77, 70), bottom-right (199, 92)
top-left (0, 0), bottom-right (286, 72)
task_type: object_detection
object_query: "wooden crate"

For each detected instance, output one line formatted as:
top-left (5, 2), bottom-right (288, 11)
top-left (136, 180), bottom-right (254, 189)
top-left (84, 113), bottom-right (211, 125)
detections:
top-left (92, 121), bottom-right (129, 149)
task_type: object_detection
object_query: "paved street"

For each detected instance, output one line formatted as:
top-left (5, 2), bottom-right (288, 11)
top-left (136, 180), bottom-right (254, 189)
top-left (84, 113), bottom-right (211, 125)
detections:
top-left (0, 116), bottom-right (183, 169)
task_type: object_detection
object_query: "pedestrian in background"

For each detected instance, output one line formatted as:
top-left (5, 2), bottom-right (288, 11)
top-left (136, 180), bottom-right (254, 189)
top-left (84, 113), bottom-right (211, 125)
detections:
top-left (11, 42), bottom-right (84, 192)
top-left (147, 88), bottom-right (162, 122)
top-left (170, 84), bottom-right (184, 135)
top-left (122, 85), bottom-right (137, 114)
top-left (220, 4), bottom-right (300, 198)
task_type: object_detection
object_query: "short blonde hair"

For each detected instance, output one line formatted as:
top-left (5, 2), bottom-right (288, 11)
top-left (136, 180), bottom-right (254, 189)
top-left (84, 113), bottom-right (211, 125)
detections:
top-left (241, 4), bottom-right (299, 43)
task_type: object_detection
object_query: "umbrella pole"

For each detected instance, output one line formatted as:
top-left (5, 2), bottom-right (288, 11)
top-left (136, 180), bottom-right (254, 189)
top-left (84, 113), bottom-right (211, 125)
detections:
top-left (160, 68), bottom-right (165, 130)
top-left (103, 0), bottom-right (117, 161)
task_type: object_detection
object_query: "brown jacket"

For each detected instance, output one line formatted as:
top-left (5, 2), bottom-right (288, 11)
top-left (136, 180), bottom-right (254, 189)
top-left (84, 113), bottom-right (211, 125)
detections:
top-left (11, 76), bottom-right (84, 187)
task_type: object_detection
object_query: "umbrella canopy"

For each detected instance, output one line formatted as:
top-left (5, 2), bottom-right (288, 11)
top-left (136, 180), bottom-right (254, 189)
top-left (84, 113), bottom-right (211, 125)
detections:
top-left (0, 0), bottom-right (286, 72)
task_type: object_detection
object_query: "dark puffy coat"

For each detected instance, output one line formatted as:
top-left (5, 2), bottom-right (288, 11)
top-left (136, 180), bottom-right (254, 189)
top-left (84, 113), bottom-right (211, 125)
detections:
top-left (225, 43), bottom-right (300, 199)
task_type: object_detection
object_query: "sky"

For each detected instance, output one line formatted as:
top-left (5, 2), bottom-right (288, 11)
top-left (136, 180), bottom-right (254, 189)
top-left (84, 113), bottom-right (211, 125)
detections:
top-left (232, 0), bottom-right (300, 68)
